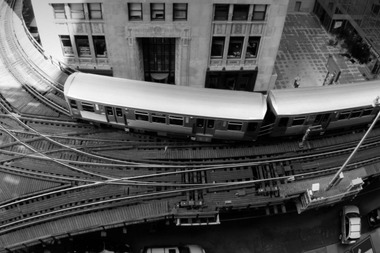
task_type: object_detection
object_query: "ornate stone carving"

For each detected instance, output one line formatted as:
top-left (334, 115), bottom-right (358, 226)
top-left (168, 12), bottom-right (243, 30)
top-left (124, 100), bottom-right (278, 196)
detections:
top-left (213, 24), bottom-right (226, 34)
top-left (181, 37), bottom-right (190, 46)
top-left (91, 23), bottom-right (104, 34)
top-left (245, 59), bottom-right (257, 65)
top-left (210, 59), bottom-right (223, 67)
top-left (251, 24), bottom-right (263, 34)
top-left (233, 24), bottom-right (243, 34)
top-left (72, 23), bottom-right (86, 33)
top-left (153, 26), bottom-right (163, 35)
top-left (227, 59), bottom-right (241, 66)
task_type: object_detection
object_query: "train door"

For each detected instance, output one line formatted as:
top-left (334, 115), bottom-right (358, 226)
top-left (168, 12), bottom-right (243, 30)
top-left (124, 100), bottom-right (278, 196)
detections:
top-left (105, 106), bottom-right (116, 123)
top-left (194, 118), bottom-right (215, 136)
top-left (114, 108), bottom-right (124, 124)
top-left (105, 106), bottom-right (125, 124)
top-left (313, 113), bottom-right (331, 129)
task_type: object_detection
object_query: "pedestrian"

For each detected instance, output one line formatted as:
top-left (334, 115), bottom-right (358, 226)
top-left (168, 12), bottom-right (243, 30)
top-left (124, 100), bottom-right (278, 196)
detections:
top-left (294, 76), bottom-right (300, 88)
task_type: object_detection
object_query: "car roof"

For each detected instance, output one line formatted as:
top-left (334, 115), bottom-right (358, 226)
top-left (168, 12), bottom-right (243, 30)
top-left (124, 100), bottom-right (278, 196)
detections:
top-left (268, 81), bottom-right (380, 116)
top-left (349, 217), bottom-right (361, 239)
top-left (186, 245), bottom-right (204, 253)
top-left (64, 72), bottom-right (267, 120)
top-left (344, 205), bottom-right (360, 214)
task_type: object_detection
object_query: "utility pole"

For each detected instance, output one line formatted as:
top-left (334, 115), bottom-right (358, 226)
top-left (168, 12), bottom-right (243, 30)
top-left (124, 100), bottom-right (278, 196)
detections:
top-left (326, 96), bottom-right (380, 191)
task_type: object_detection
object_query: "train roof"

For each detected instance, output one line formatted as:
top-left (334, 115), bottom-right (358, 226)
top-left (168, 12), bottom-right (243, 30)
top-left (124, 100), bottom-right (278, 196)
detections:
top-left (268, 81), bottom-right (380, 116)
top-left (64, 73), bottom-right (267, 120)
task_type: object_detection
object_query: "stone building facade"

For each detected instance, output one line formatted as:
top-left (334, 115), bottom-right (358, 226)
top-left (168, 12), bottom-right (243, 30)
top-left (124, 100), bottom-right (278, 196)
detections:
top-left (287, 0), bottom-right (315, 13)
top-left (31, 0), bottom-right (289, 92)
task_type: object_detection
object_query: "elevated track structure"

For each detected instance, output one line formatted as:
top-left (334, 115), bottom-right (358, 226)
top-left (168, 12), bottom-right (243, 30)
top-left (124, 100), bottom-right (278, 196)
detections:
top-left (0, 0), bottom-right (379, 252)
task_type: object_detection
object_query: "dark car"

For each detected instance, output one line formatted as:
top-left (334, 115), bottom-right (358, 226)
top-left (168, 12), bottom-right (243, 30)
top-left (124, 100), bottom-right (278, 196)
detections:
top-left (368, 207), bottom-right (380, 228)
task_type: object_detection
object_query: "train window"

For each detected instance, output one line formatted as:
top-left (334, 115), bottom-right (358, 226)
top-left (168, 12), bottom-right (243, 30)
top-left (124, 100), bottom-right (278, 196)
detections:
top-left (82, 102), bottom-right (95, 112)
top-left (314, 114), bottom-right (322, 124)
top-left (247, 122), bottom-right (257, 132)
top-left (207, 120), bottom-right (215, 128)
top-left (197, 119), bottom-right (205, 127)
top-left (69, 100), bottom-right (78, 109)
top-left (116, 108), bottom-right (123, 117)
top-left (169, 116), bottom-right (183, 126)
top-left (292, 117), bottom-right (305, 126)
top-left (338, 111), bottom-right (350, 120)
top-left (152, 113), bottom-right (166, 124)
top-left (228, 121), bottom-right (243, 131)
top-left (278, 117), bottom-right (289, 127)
top-left (135, 111), bottom-right (149, 121)
top-left (362, 108), bottom-right (373, 116)
top-left (106, 107), bottom-right (114, 116)
top-left (350, 110), bottom-right (362, 119)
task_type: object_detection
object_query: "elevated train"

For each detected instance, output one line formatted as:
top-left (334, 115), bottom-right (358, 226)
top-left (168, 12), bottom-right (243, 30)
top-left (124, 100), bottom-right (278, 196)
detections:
top-left (64, 72), bottom-right (380, 142)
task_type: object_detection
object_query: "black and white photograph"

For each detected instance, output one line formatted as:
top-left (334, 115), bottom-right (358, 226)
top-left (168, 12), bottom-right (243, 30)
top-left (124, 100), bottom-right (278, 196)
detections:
top-left (0, 0), bottom-right (380, 252)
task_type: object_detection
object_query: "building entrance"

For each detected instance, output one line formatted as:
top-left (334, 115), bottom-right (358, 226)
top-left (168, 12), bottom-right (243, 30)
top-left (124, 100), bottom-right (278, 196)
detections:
top-left (142, 38), bottom-right (175, 84)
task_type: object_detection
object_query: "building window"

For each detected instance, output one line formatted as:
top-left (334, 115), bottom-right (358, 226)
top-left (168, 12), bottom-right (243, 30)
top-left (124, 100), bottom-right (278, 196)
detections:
top-left (151, 3), bottom-right (165, 20)
top-left (173, 3), bottom-right (187, 21)
top-left (128, 3), bottom-right (143, 20)
top-left (70, 3), bottom-right (85, 19)
top-left (246, 37), bottom-right (260, 58)
top-left (88, 3), bottom-right (102, 19)
top-left (93, 36), bottom-right (107, 58)
top-left (59, 35), bottom-right (74, 56)
top-left (252, 4), bottom-right (267, 21)
top-left (52, 4), bottom-right (66, 19)
top-left (205, 70), bottom-right (257, 91)
top-left (232, 5), bottom-right (249, 20)
top-left (228, 37), bottom-right (244, 58)
top-left (75, 36), bottom-right (91, 57)
top-left (211, 37), bottom-right (225, 58)
top-left (214, 4), bottom-right (229, 21)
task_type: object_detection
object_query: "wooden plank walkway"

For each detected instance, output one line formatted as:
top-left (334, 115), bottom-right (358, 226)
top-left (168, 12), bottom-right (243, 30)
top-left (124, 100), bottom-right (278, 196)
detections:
top-left (0, 200), bottom-right (173, 248)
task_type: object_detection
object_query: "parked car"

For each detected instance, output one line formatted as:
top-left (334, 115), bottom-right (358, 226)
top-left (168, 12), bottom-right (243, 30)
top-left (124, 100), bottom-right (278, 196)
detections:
top-left (340, 205), bottom-right (361, 244)
top-left (368, 207), bottom-right (380, 228)
top-left (142, 245), bottom-right (205, 253)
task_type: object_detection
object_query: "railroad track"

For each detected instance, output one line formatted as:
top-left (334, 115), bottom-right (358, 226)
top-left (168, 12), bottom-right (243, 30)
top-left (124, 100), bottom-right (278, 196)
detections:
top-left (0, 96), bottom-right (378, 249)
top-left (0, 0), bottom-right (70, 117)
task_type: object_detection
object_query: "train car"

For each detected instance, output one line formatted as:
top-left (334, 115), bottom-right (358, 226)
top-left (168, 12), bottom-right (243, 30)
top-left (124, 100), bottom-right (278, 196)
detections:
top-left (64, 72), bottom-right (267, 142)
top-left (267, 80), bottom-right (380, 137)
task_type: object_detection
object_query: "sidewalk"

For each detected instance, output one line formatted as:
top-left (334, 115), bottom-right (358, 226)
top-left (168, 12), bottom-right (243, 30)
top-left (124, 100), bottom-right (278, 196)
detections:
top-left (274, 13), bottom-right (368, 89)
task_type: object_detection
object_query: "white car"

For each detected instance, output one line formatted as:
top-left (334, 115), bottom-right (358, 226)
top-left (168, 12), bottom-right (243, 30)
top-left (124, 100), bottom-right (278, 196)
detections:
top-left (143, 245), bottom-right (205, 253)
top-left (340, 205), bottom-right (361, 244)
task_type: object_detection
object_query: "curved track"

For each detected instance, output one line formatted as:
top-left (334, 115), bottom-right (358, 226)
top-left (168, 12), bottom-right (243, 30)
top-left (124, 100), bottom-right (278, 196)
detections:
top-left (0, 0), bottom-right (70, 117)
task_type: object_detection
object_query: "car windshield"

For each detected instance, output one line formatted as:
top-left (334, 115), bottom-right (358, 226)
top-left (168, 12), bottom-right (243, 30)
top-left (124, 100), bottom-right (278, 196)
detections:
top-left (178, 247), bottom-right (190, 253)
top-left (346, 212), bottom-right (359, 218)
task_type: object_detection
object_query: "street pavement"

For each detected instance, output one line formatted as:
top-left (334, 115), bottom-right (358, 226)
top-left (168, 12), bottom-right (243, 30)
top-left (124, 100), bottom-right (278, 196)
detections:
top-left (274, 13), bottom-right (369, 89)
